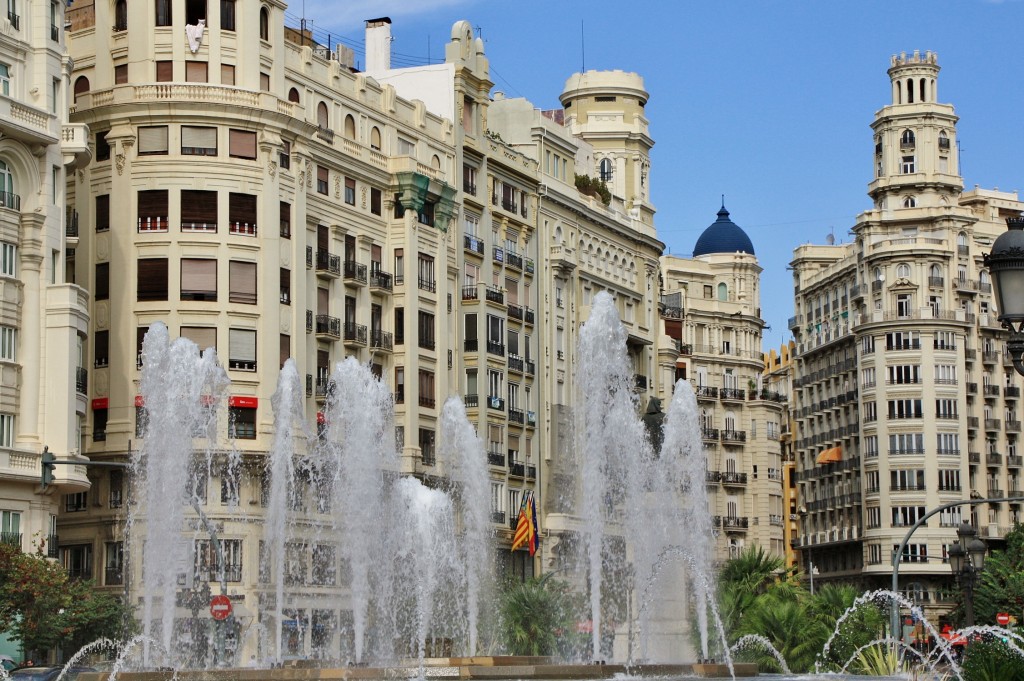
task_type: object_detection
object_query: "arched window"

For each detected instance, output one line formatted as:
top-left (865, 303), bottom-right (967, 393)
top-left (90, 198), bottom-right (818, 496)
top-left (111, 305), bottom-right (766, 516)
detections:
top-left (554, 225), bottom-right (562, 243)
top-left (287, 87), bottom-right (300, 103)
top-left (114, 0), bottom-right (128, 30)
top-left (902, 196), bottom-right (916, 208)
top-left (930, 264), bottom-right (942, 279)
top-left (430, 155), bottom-right (440, 170)
top-left (344, 114), bottom-right (356, 140)
top-left (370, 126), bottom-right (381, 151)
top-left (316, 102), bottom-right (328, 129)
top-left (958, 232), bottom-right (968, 250)
top-left (717, 282), bottom-right (728, 301)
top-left (874, 267), bottom-right (884, 282)
top-left (724, 410), bottom-right (736, 431)
top-left (73, 76), bottom-right (90, 103)
top-left (896, 263), bottom-right (910, 279)
top-left (980, 271), bottom-right (991, 287)
top-left (938, 130), bottom-right (949, 150)
top-left (919, 78), bottom-right (926, 103)
top-left (599, 158), bottom-right (613, 183)
top-left (259, 7), bottom-right (269, 40)
top-left (901, 129), bottom-right (915, 147)
top-left (906, 78), bottom-right (914, 103)
top-left (0, 160), bottom-right (14, 198)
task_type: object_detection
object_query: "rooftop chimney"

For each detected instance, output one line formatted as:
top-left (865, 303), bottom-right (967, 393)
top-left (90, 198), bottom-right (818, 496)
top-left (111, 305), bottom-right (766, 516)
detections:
top-left (365, 17), bottom-right (392, 72)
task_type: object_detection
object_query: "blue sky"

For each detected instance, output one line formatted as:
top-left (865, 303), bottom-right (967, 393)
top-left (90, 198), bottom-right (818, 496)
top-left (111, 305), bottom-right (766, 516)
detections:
top-left (294, 0), bottom-right (1024, 348)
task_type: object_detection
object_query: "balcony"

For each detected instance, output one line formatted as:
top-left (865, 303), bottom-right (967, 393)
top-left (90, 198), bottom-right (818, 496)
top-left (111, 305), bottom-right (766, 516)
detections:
top-left (509, 461), bottom-right (526, 477)
top-left (464, 234), bottom-right (485, 255)
top-left (720, 388), bottom-right (746, 401)
top-left (1008, 420), bottom-right (1022, 433)
top-left (987, 453), bottom-right (1003, 466)
top-left (343, 322), bottom-right (367, 347)
top-left (463, 180), bottom-right (477, 196)
top-left (721, 430), bottom-right (747, 443)
top-left (526, 464), bottom-right (537, 478)
top-left (485, 286), bottom-right (504, 305)
top-left (47, 535), bottom-right (59, 559)
top-left (465, 394), bottom-right (479, 408)
top-left (316, 250), bottom-right (341, 277)
top-left (702, 427), bottom-right (719, 440)
top-left (417, 277), bottom-right (436, 293)
top-left (722, 516), bottom-right (749, 532)
top-left (490, 511), bottom-right (506, 524)
top-left (508, 303), bottom-right (524, 321)
top-left (315, 315), bottom-right (341, 339)
top-left (487, 341), bottom-right (505, 357)
top-left (487, 396), bottom-right (505, 411)
top-left (229, 221), bottom-right (257, 237)
top-left (464, 338), bottom-right (478, 352)
top-left (0, 532), bottom-right (22, 549)
top-left (928, 276), bottom-right (944, 287)
top-left (75, 367), bottom-right (88, 394)
top-left (524, 308), bottom-right (535, 325)
top-left (968, 416), bottom-right (980, 429)
top-left (695, 386), bottom-right (718, 400)
top-left (316, 126), bottom-right (335, 144)
top-left (370, 329), bottom-right (393, 352)
top-left (343, 260), bottom-right (367, 285)
top-left (66, 208), bottom-right (79, 239)
top-left (969, 452), bottom-right (981, 464)
top-left (721, 472), bottom-right (748, 486)
top-left (315, 377), bottom-right (334, 399)
top-left (508, 355), bottom-right (524, 373)
top-left (706, 471), bottom-right (721, 484)
top-left (369, 270), bottom-right (393, 291)
top-left (7, 10), bottom-right (19, 30)
top-left (462, 285), bottom-right (479, 302)
top-left (986, 419), bottom-right (1002, 432)
top-left (1009, 455), bottom-right (1024, 468)
top-left (487, 451), bottom-right (505, 466)
top-left (525, 359), bottom-right (536, 376)
top-left (508, 408), bottom-right (525, 425)
top-left (983, 351), bottom-right (1000, 364)
top-left (1008, 387), bottom-right (1022, 399)
top-left (985, 385), bottom-right (1001, 398)
top-left (506, 252), bottom-right (524, 271)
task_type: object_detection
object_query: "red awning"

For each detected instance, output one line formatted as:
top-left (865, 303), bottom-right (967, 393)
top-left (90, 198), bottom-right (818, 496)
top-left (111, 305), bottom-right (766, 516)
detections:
top-left (228, 396), bottom-right (258, 408)
top-left (91, 397), bottom-right (109, 410)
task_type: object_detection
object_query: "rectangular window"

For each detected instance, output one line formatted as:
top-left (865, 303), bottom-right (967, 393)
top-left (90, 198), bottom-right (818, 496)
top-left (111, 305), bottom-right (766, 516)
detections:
top-left (418, 369), bottom-right (435, 408)
top-left (181, 326), bottom-right (217, 353)
top-left (155, 0), bottom-right (172, 26)
top-left (370, 188), bottom-right (382, 215)
top-left (220, 0), bottom-right (235, 30)
top-left (279, 201), bottom-right (291, 238)
top-left (228, 260), bottom-right (257, 304)
top-left (96, 132), bottom-right (110, 161)
top-left (137, 189), bottom-right (169, 231)
top-left (279, 139), bottom-right (290, 170)
top-left (95, 195), bottom-right (110, 232)
top-left (901, 156), bottom-right (915, 174)
top-left (228, 192), bottom-right (257, 235)
top-left (316, 165), bottom-right (328, 195)
top-left (417, 253), bottom-right (435, 291)
top-left (0, 325), bottom-right (15, 362)
top-left (137, 125), bottom-right (169, 155)
top-left (394, 307), bottom-right (404, 345)
top-left (94, 330), bottom-right (109, 368)
top-left (137, 257), bottom-right (168, 301)
top-left (156, 60), bottom-right (173, 82)
top-left (418, 311), bottom-right (435, 350)
top-left (114, 64), bottom-right (128, 85)
top-left (229, 406), bottom-right (256, 439)
top-left (221, 63), bottom-right (235, 85)
top-left (181, 189), bottom-right (217, 231)
top-left (186, 61), bottom-right (208, 83)
top-left (280, 267), bottom-right (290, 305)
top-left (181, 126), bottom-right (217, 156)
top-left (93, 407), bottom-right (107, 441)
top-left (228, 328), bottom-right (256, 371)
top-left (279, 333), bottom-right (290, 368)
top-left (260, 72), bottom-right (270, 91)
top-left (419, 428), bottom-right (435, 465)
top-left (228, 129), bottom-right (257, 159)
top-left (0, 412), bottom-right (13, 448)
top-left (344, 178), bottom-right (355, 205)
top-left (311, 545), bottom-right (336, 585)
top-left (95, 262), bottom-right (109, 300)
top-left (61, 543), bottom-right (92, 578)
top-left (181, 258), bottom-right (217, 301)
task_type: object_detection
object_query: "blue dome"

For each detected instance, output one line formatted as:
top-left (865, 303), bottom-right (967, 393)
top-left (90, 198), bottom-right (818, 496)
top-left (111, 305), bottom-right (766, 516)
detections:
top-left (692, 205), bottom-right (755, 257)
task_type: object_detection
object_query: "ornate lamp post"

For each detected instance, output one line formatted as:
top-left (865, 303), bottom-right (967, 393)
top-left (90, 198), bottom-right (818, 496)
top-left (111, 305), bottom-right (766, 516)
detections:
top-left (948, 522), bottom-right (987, 628)
top-left (985, 216), bottom-right (1024, 376)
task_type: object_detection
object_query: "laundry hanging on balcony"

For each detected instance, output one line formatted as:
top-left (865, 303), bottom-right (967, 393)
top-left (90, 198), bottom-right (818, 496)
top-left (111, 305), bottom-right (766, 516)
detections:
top-left (186, 19), bottom-right (206, 54)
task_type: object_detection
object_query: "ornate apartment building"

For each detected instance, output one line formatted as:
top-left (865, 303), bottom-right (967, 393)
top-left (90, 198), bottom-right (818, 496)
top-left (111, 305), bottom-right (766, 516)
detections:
top-left (658, 209), bottom-right (787, 562)
top-left (0, 0), bottom-right (91, 594)
top-left (790, 51), bottom-right (1024, 620)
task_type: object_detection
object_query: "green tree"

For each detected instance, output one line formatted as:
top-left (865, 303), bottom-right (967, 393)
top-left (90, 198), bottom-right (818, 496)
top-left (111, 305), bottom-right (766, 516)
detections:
top-left (733, 591), bottom-right (827, 673)
top-left (716, 546), bottom-right (786, 636)
top-left (808, 584), bottom-right (885, 671)
top-left (0, 542), bottom-right (134, 660)
top-left (973, 523), bottom-right (1024, 627)
top-left (961, 638), bottom-right (1024, 681)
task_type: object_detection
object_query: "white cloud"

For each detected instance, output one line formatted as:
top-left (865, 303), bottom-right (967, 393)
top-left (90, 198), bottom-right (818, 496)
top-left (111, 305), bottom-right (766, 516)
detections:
top-left (297, 0), bottom-right (475, 36)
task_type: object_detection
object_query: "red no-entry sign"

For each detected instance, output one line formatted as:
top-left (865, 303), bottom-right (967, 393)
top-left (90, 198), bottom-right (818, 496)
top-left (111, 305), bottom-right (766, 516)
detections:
top-left (997, 612), bottom-right (1011, 626)
top-left (210, 594), bottom-right (232, 621)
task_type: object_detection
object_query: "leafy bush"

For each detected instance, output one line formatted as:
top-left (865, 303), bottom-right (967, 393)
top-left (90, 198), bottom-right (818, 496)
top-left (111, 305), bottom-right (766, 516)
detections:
top-left (961, 637), bottom-right (1024, 681)
top-left (574, 174), bottom-right (611, 205)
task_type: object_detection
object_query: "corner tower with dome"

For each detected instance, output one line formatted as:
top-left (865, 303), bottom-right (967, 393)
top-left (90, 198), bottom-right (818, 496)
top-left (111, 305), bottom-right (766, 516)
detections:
top-left (657, 204), bottom-right (787, 562)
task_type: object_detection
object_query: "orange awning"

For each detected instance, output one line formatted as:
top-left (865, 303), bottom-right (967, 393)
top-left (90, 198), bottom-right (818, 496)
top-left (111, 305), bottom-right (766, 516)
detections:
top-left (816, 446), bottom-right (842, 465)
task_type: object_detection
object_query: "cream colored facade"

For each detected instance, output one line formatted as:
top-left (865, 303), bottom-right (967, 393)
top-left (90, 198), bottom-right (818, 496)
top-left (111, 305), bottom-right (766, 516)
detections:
top-left (764, 343), bottom-right (798, 569)
top-left (790, 51), bottom-right (1024, 621)
top-left (0, 0), bottom-right (91, 575)
top-left (659, 231), bottom-right (787, 563)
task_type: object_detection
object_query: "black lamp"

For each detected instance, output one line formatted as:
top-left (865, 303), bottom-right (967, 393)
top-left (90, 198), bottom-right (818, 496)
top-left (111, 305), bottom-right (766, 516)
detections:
top-left (985, 216), bottom-right (1024, 376)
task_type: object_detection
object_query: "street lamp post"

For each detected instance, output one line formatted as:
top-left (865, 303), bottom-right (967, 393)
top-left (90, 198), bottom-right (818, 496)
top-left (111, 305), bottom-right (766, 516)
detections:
top-left (984, 216), bottom-right (1024, 377)
top-left (798, 505), bottom-right (814, 595)
top-left (948, 522), bottom-right (987, 628)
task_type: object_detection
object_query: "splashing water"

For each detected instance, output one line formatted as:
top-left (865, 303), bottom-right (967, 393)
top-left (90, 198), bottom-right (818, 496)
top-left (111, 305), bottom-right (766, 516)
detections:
top-left (836, 637), bottom-right (928, 675)
top-left (730, 634), bottom-right (791, 674)
top-left (51, 638), bottom-right (121, 681)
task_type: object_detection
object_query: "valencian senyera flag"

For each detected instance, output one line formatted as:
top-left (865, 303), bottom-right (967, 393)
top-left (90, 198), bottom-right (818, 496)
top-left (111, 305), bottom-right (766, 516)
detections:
top-left (511, 490), bottom-right (540, 556)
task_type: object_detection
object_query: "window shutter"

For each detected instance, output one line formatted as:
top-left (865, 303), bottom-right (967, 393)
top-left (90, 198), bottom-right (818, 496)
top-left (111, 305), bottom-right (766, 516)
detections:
top-left (95, 195), bottom-right (110, 231)
top-left (137, 258), bottom-right (168, 301)
top-left (229, 261), bottom-right (257, 304)
top-left (229, 328), bottom-right (256, 362)
top-left (181, 326), bottom-right (217, 352)
top-left (156, 61), bottom-right (173, 82)
top-left (138, 126), bottom-right (168, 154)
top-left (317, 165), bottom-right (328, 183)
top-left (181, 258), bottom-right (217, 298)
top-left (229, 193), bottom-right (257, 228)
top-left (317, 225), bottom-right (329, 250)
top-left (221, 64), bottom-right (235, 85)
top-left (185, 61), bottom-right (208, 83)
top-left (181, 190), bottom-right (218, 228)
top-left (138, 190), bottom-right (168, 223)
top-left (317, 287), bottom-right (329, 315)
top-left (228, 129), bottom-right (256, 159)
top-left (182, 126), bottom-right (217, 152)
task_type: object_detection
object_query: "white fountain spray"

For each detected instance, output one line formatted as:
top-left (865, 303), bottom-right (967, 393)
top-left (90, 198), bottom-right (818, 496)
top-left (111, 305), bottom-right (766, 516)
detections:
top-left (324, 357), bottom-right (396, 663)
top-left (267, 359), bottom-right (303, 663)
top-left (439, 396), bottom-right (491, 655)
top-left (135, 324), bottom-right (228, 666)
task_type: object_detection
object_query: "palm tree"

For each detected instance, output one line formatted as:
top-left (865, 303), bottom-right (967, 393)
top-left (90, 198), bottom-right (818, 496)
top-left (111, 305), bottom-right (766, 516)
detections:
top-left (733, 592), bottom-right (828, 673)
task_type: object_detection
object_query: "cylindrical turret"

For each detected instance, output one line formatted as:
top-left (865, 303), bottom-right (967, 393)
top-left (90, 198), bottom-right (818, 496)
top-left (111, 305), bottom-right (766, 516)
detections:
top-left (888, 50), bottom-right (940, 105)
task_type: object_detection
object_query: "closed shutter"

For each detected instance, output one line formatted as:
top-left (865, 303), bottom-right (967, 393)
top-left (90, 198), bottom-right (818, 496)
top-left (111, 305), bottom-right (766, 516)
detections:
top-left (228, 129), bottom-right (256, 159)
top-left (317, 165), bottom-right (328, 183)
top-left (181, 190), bottom-right (218, 229)
top-left (137, 190), bottom-right (168, 228)
top-left (229, 261), bottom-right (256, 304)
top-left (279, 334), bottom-right (290, 368)
top-left (371, 244), bottom-right (382, 265)
top-left (95, 195), bottom-right (110, 231)
top-left (156, 61), bottom-right (173, 82)
top-left (185, 61), bottom-right (208, 83)
top-left (138, 126), bottom-right (168, 154)
top-left (229, 328), bottom-right (256, 365)
top-left (181, 258), bottom-right (217, 299)
top-left (221, 64), bottom-right (235, 85)
top-left (137, 258), bottom-right (168, 301)
top-left (317, 224), bottom-right (329, 250)
top-left (317, 287), bottom-right (329, 315)
top-left (181, 326), bottom-right (217, 352)
top-left (181, 126), bottom-right (217, 154)
top-left (229, 193), bottom-right (257, 230)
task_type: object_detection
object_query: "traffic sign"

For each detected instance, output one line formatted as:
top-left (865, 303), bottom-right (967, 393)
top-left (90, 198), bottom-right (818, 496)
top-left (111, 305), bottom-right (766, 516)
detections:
top-left (997, 612), bottom-right (1011, 626)
top-left (210, 594), bottom-right (232, 621)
